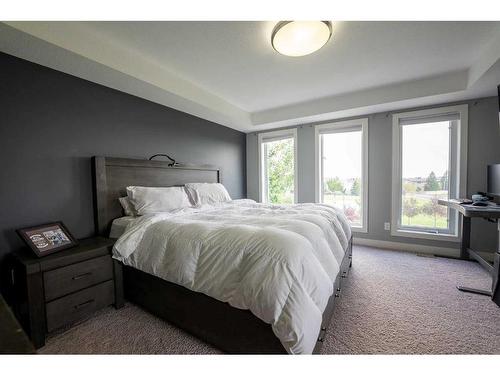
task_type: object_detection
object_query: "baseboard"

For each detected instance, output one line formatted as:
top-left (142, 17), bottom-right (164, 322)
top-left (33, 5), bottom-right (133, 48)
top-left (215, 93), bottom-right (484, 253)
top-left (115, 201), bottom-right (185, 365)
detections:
top-left (352, 238), bottom-right (460, 258)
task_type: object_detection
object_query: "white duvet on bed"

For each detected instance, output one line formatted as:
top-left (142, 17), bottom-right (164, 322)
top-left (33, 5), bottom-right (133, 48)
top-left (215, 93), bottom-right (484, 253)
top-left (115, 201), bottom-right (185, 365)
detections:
top-left (113, 199), bottom-right (351, 354)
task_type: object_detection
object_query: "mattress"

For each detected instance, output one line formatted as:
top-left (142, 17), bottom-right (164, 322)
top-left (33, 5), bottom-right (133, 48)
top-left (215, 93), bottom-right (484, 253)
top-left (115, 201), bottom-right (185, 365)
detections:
top-left (112, 199), bottom-right (351, 354)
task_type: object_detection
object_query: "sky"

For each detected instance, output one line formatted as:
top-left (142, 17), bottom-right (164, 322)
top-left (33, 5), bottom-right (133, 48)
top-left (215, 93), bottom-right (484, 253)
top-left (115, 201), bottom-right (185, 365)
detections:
top-left (401, 121), bottom-right (449, 178)
top-left (322, 121), bottom-right (450, 180)
top-left (323, 131), bottom-right (362, 179)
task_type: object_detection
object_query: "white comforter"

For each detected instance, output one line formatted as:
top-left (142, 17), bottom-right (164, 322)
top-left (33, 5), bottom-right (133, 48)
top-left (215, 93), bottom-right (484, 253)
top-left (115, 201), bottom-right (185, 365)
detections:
top-left (113, 199), bottom-right (351, 354)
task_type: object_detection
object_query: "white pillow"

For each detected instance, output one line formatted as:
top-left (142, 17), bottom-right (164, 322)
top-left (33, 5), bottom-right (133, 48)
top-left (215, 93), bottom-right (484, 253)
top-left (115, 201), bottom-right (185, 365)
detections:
top-left (126, 186), bottom-right (192, 215)
top-left (118, 197), bottom-right (136, 216)
top-left (185, 183), bottom-right (231, 205)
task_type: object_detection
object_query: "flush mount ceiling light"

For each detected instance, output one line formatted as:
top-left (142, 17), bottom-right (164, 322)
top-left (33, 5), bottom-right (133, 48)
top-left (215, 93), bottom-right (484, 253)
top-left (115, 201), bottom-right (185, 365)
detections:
top-left (271, 21), bottom-right (332, 57)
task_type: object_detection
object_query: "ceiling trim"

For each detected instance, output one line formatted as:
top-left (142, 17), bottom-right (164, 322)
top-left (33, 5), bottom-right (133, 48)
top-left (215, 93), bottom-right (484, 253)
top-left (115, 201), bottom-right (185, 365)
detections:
top-left (1, 22), bottom-right (251, 131)
top-left (251, 70), bottom-right (469, 126)
top-left (2, 22), bottom-right (500, 133)
top-left (467, 25), bottom-right (500, 87)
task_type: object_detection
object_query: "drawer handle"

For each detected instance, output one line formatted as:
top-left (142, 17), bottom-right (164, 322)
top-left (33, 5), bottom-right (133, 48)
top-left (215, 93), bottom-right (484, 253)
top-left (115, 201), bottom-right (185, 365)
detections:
top-left (74, 299), bottom-right (94, 310)
top-left (72, 272), bottom-right (92, 280)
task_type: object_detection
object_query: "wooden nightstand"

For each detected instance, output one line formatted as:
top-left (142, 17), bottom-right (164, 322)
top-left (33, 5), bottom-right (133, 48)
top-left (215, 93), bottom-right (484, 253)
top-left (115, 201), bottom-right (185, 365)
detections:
top-left (7, 237), bottom-right (124, 349)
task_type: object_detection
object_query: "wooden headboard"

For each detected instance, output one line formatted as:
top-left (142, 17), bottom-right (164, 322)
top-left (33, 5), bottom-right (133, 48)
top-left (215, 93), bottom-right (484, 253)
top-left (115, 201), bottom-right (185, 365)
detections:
top-left (92, 156), bottom-right (221, 236)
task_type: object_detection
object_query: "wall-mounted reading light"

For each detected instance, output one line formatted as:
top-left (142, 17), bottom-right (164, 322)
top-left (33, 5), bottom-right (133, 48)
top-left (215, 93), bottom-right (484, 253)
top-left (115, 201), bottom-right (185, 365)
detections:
top-left (148, 154), bottom-right (179, 167)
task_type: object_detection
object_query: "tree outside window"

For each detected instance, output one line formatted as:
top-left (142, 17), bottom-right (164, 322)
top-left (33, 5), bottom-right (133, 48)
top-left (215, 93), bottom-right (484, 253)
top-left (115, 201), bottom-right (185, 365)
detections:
top-left (265, 138), bottom-right (294, 204)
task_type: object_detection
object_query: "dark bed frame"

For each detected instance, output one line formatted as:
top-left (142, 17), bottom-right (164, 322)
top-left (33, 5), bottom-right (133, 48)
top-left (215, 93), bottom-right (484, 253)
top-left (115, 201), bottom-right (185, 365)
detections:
top-left (92, 156), bottom-right (352, 354)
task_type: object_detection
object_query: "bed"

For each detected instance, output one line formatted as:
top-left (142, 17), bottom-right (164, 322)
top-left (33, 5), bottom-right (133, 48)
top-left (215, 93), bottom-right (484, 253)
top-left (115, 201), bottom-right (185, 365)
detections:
top-left (92, 156), bottom-right (353, 354)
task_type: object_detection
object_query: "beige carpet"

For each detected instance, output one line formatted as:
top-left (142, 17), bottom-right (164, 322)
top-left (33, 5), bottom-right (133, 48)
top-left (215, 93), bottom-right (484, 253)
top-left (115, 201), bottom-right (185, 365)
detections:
top-left (39, 246), bottom-right (500, 354)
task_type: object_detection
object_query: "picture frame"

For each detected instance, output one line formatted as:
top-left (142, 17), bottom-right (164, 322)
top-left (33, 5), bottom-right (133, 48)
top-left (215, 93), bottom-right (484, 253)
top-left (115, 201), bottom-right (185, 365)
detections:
top-left (16, 221), bottom-right (78, 258)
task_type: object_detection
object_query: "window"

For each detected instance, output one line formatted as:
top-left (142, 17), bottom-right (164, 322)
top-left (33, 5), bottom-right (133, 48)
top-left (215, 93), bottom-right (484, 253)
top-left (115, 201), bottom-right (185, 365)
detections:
top-left (258, 129), bottom-right (297, 204)
top-left (315, 119), bottom-right (368, 232)
top-left (391, 105), bottom-right (468, 240)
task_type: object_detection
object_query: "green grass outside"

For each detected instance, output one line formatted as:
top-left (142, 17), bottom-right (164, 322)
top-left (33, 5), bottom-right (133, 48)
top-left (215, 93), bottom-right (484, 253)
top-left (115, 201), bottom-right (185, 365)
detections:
top-left (402, 193), bottom-right (448, 229)
top-left (323, 192), bottom-right (449, 229)
top-left (274, 191), bottom-right (449, 230)
top-left (401, 213), bottom-right (448, 228)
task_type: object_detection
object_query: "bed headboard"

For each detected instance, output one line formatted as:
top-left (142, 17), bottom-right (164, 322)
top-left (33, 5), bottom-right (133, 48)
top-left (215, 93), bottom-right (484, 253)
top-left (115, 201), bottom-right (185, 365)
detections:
top-left (92, 156), bottom-right (221, 236)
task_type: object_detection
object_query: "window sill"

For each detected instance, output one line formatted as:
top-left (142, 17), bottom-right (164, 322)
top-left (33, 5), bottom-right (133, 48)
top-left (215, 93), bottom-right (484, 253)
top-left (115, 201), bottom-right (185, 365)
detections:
top-left (351, 226), bottom-right (368, 234)
top-left (390, 228), bottom-right (460, 242)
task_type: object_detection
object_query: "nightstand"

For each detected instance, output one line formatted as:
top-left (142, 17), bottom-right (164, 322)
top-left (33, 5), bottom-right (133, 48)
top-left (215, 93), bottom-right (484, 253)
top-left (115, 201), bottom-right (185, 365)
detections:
top-left (7, 237), bottom-right (124, 349)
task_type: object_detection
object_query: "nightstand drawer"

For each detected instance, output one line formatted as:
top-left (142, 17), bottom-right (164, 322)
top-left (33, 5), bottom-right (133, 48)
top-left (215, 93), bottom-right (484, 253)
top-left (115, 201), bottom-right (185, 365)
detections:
top-left (45, 280), bottom-right (114, 332)
top-left (43, 255), bottom-right (113, 301)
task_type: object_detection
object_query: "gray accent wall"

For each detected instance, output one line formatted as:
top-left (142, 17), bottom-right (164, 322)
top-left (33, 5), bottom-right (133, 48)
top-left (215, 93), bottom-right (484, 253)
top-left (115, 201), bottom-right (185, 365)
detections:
top-left (247, 96), bottom-right (500, 252)
top-left (0, 52), bottom-right (246, 262)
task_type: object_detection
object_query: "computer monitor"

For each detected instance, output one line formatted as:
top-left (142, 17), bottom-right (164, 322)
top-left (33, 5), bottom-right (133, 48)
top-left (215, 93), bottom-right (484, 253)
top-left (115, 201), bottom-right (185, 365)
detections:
top-left (487, 164), bottom-right (500, 202)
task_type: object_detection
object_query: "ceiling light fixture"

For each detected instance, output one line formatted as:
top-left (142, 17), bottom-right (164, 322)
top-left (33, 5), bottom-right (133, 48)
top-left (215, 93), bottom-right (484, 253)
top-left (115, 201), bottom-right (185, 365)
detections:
top-left (271, 21), bottom-right (332, 57)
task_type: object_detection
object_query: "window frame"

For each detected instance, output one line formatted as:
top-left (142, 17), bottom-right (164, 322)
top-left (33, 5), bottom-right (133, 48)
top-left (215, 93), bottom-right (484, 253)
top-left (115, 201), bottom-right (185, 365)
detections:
top-left (391, 104), bottom-right (468, 241)
top-left (314, 118), bottom-right (369, 233)
top-left (258, 128), bottom-right (298, 204)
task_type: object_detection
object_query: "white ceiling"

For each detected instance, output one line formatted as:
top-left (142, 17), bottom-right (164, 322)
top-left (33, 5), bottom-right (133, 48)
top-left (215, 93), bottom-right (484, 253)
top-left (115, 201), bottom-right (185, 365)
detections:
top-left (1, 21), bottom-right (500, 132)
